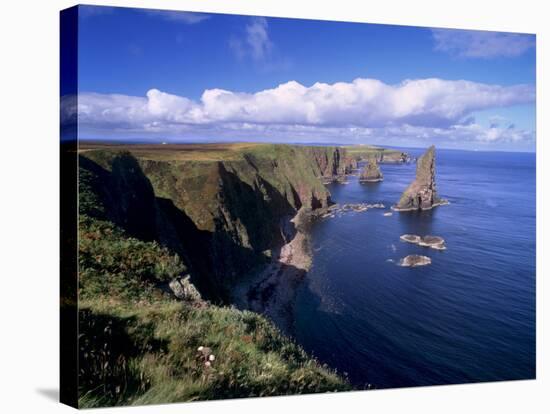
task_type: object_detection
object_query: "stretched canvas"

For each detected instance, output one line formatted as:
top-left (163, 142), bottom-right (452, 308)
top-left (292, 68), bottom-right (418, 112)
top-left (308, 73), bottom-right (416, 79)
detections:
top-left (60, 4), bottom-right (536, 409)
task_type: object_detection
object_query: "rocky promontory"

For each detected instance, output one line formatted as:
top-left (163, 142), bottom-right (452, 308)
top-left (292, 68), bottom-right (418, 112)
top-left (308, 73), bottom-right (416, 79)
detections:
top-left (359, 157), bottom-right (383, 182)
top-left (393, 145), bottom-right (448, 211)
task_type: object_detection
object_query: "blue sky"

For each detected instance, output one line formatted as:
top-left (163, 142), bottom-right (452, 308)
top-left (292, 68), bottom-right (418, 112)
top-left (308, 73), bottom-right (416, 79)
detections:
top-left (71, 5), bottom-right (536, 151)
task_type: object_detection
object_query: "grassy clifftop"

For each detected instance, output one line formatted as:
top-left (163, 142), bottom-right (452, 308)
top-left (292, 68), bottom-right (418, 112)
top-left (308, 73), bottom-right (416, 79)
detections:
top-left (78, 215), bottom-right (350, 407)
top-left (342, 145), bottom-right (410, 163)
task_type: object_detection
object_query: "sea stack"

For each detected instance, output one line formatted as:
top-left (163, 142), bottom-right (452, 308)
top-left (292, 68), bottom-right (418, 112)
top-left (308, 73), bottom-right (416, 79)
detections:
top-left (359, 157), bottom-right (383, 182)
top-left (394, 145), bottom-right (447, 211)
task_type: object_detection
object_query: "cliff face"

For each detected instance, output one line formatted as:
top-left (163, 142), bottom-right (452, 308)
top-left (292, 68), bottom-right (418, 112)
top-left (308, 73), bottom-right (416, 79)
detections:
top-left (344, 155), bottom-right (358, 174)
top-left (359, 157), bottom-right (383, 182)
top-left (304, 147), bottom-right (355, 182)
top-left (394, 145), bottom-right (445, 211)
top-left (79, 144), bottom-right (349, 301)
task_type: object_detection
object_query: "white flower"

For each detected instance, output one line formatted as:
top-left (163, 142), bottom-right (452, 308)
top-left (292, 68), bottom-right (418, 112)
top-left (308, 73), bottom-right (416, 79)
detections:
top-left (205, 361), bottom-right (211, 367)
top-left (209, 354), bottom-right (215, 362)
top-left (197, 346), bottom-right (204, 352)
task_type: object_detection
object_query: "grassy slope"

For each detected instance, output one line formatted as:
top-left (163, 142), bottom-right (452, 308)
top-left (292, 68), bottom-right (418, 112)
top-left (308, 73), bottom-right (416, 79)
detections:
top-left (78, 150), bottom-right (351, 407)
top-left (78, 216), bottom-right (350, 407)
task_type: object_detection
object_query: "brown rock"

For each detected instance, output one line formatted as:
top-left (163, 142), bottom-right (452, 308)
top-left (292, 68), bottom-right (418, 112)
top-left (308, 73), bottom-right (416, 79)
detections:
top-left (359, 157), bottom-right (383, 182)
top-left (394, 146), bottom-right (447, 211)
top-left (398, 254), bottom-right (432, 267)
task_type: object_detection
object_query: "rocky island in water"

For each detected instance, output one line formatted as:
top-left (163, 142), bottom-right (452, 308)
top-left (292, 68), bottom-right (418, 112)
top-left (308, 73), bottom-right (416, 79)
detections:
top-left (359, 157), bottom-right (384, 183)
top-left (393, 145), bottom-right (448, 211)
top-left (400, 234), bottom-right (447, 250)
top-left (398, 254), bottom-right (432, 267)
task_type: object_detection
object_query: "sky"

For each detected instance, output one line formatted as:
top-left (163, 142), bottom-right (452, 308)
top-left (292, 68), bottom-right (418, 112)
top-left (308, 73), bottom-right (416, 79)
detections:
top-left (67, 5), bottom-right (537, 151)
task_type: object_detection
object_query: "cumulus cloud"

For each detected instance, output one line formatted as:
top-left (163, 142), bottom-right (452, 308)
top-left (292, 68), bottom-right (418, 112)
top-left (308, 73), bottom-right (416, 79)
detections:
top-left (432, 29), bottom-right (535, 59)
top-left (65, 77), bottom-right (535, 146)
top-left (72, 78), bottom-right (534, 129)
top-left (230, 17), bottom-right (272, 61)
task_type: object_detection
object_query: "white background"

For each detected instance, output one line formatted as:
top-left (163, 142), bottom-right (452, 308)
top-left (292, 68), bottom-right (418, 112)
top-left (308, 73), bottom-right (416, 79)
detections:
top-left (0, 0), bottom-right (547, 412)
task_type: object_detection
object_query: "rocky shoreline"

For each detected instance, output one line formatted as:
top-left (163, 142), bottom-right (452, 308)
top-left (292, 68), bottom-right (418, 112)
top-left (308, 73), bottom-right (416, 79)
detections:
top-left (319, 202), bottom-right (385, 219)
top-left (392, 199), bottom-right (450, 212)
top-left (234, 207), bottom-right (316, 335)
top-left (235, 199), bottom-right (392, 333)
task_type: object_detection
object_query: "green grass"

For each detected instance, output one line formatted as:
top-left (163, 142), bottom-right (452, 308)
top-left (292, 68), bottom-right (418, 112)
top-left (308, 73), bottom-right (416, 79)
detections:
top-left (342, 145), bottom-right (404, 159)
top-left (77, 215), bottom-right (351, 407)
top-left (79, 216), bottom-right (186, 302)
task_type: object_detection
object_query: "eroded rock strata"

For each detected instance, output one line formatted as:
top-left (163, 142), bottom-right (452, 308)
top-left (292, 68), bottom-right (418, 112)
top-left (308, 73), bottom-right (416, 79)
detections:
top-left (394, 145), bottom-right (448, 211)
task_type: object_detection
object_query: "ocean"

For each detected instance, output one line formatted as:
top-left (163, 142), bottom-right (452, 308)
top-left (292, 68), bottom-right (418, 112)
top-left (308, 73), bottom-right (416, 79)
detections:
top-left (293, 148), bottom-right (536, 389)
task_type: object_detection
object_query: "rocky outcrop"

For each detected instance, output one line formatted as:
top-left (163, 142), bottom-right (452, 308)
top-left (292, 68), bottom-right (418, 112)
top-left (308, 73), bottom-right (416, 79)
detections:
top-left (398, 255), bottom-right (432, 267)
top-left (400, 234), bottom-right (446, 250)
top-left (169, 275), bottom-right (202, 302)
top-left (393, 146), bottom-right (447, 211)
top-left (359, 157), bottom-right (383, 182)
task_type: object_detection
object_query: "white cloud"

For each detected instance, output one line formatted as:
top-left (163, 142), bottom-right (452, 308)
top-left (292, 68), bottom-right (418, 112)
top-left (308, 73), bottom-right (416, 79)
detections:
top-left (432, 29), bottom-right (535, 59)
top-left (71, 78), bottom-right (534, 129)
top-left (65, 77), bottom-right (535, 147)
top-left (246, 17), bottom-right (272, 60)
top-left (230, 17), bottom-right (272, 61)
top-left (378, 123), bottom-right (534, 144)
top-left (143, 10), bottom-right (210, 24)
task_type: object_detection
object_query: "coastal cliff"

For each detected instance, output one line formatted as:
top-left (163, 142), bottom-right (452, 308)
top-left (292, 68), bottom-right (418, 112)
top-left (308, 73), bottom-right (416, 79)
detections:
top-left (77, 142), bottom-right (354, 406)
top-left (79, 143), bottom-right (350, 301)
top-left (393, 145), bottom-right (447, 211)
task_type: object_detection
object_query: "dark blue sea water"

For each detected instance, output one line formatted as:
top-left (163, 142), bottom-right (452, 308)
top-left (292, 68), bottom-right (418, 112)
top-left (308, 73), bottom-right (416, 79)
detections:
top-left (294, 149), bottom-right (536, 389)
